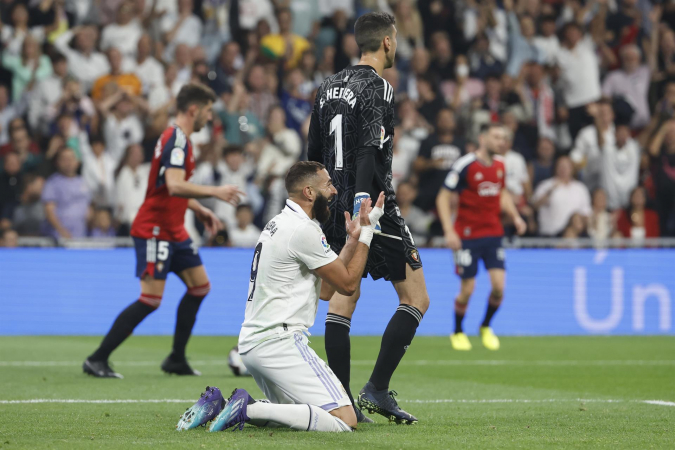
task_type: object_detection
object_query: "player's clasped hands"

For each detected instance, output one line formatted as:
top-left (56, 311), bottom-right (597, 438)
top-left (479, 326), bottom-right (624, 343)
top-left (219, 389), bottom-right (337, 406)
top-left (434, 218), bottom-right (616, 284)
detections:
top-left (215, 185), bottom-right (246, 206)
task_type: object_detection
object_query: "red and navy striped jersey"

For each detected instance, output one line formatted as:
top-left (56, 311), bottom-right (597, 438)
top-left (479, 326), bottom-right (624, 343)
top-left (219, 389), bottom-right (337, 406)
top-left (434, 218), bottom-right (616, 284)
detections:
top-left (131, 126), bottom-right (194, 242)
top-left (444, 153), bottom-right (505, 240)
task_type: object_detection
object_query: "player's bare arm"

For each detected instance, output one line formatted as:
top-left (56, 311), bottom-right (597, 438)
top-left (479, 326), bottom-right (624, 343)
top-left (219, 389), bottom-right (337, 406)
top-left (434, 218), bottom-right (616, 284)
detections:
top-left (500, 189), bottom-right (527, 235)
top-left (164, 167), bottom-right (243, 204)
top-left (436, 187), bottom-right (461, 251)
top-left (316, 192), bottom-right (385, 298)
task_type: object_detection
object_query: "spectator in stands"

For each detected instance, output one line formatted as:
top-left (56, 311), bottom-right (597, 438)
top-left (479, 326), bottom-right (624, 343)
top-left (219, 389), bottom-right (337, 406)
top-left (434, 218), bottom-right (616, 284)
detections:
top-left (467, 32), bottom-right (504, 80)
top-left (394, 0), bottom-right (424, 64)
top-left (463, 0), bottom-right (507, 63)
top-left (0, 151), bottom-right (22, 228)
top-left (89, 208), bottom-right (116, 238)
top-left (532, 155), bottom-right (591, 236)
top-left (570, 99), bottom-right (615, 192)
top-left (521, 60), bottom-right (555, 148)
top-left (91, 48), bottom-right (142, 101)
top-left (113, 144), bottom-right (148, 236)
top-left (416, 74), bottom-right (447, 126)
top-left (533, 15), bottom-right (560, 64)
top-left (28, 53), bottom-right (68, 135)
top-left (100, 89), bottom-right (146, 164)
top-left (0, 228), bottom-right (18, 247)
top-left (602, 44), bottom-right (652, 130)
top-left (649, 120), bottom-right (675, 236)
top-left (81, 137), bottom-right (116, 208)
top-left (47, 77), bottom-right (96, 140)
top-left (406, 47), bottom-right (430, 102)
top-left (161, 0), bottom-right (202, 61)
top-left (220, 81), bottom-right (264, 146)
top-left (504, 0), bottom-right (541, 77)
top-left (122, 34), bottom-right (164, 96)
top-left (290, 0), bottom-right (320, 41)
top-left (280, 68), bottom-right (311, 133)
top-left (12, 173), bottom-right (44, 236)
top-left (247, 64), bottom-right (277, 127)
top-left (528, 136), bottom-right (555, 190)
top-left (54, 25), bottom-right (110, 92)
top-left (229, 204), bottom-right (261, 248)
top-left (100, 1), bottom-right (142, 58)
top-left (42, 147), bottom-right (91, 239)
top-left (413, 108), bottom-right (463, 211)
top-left (210, 41), bottom-right (241, 96)
top-left (260, 7), bottom-right (310, 71)
top-left (0, 2), bottom-right (45, 57)
top-left (2, 35), bottom-right (52, 103)
top-left (0, 85), bottom-right (16, 145)
top-left (396, 180), bottom-right (433, 246)
top-left (501, 128), bottom-right (531, 209)
top-left (258, 105), bottom-right (302, 182)
top-left (427, 31), bottom-right (454, 82)
top-left (561, 213), bottom-right (589, 241)
top-left (443, 54), bottom-right (484, 111)
top-left (600, 123), bottom-right (640, 210)
top-left (617, 186), bottom-right (660, 240)
top-left (588, 188), bottom-right (618, 241)
top-left (1, 126), bottom-right (41, 173)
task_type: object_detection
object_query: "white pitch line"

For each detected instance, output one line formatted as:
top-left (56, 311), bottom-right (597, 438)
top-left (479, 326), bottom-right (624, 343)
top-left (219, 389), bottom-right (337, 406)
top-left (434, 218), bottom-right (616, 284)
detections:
top-left (0, 398), bottom-right (673, 407)
top-left (1, 360), bottom-right (674, 367)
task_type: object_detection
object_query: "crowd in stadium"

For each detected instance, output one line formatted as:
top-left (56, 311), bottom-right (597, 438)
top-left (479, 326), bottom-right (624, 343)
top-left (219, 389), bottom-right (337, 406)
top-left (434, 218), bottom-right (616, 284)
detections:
top-left (0, 0), bottom-right (673, 248)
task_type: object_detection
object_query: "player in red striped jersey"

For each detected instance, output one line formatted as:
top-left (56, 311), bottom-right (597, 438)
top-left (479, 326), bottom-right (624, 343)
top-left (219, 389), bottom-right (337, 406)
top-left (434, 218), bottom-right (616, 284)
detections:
top-left (84, 83), bottom-right (243, 378)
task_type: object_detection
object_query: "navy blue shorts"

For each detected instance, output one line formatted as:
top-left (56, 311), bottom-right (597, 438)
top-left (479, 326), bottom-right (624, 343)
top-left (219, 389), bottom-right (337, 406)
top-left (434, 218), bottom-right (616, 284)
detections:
top-left (454, 237), bottom-right (505, 279)
top-left (133, 237), bottom-right (203, 280)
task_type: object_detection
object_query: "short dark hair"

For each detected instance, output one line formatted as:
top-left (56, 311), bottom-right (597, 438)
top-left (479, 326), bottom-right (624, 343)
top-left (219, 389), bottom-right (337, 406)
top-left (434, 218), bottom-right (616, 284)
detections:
top-left (176, 83), bottom-right (217, 113)
top-left (354, 12), bottom-right (396, 53)
top-left (285, 161), bottom-right (325, 195)
top-left (480, 122), bottom-right (503, 134)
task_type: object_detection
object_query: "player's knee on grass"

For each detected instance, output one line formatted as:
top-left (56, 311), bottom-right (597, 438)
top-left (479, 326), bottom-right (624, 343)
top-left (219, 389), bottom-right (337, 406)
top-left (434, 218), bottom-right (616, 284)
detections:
top-left (331, 405), bottom-right (357, 429)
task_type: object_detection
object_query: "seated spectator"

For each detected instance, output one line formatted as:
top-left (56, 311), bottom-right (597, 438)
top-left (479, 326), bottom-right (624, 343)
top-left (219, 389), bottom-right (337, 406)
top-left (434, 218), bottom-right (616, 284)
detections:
top-left (2, 35), bottom-right (52, 103)
top-left (391, 126), bottom-right (419, 191)
top-left (229, 204), bottom-right (261, 247)
top-left (54, 25), bottom-right (110, 92)
top-left (570, 99), bottom-right (615, 192)
top-left (28, 53), bottom-right (68, 135)
top-left (247, 64), bottom-right (277, 127)
top-left (442, 54), bottom-right (484, 111)
top-left (161, 0), bottom-right (203, 61)
top-left (416, 74), bottom-right (446, 126)
top-left (428, 31), bottom-right (454, 82)
top-left (602, 44), bottom-right (651, 130)
top-left (219, 82), bottom-right (264, 146)
top-left (396, 180), bottom-right (433, 246)
top-left (91, 48), bottom-right (142, 101)
top-left (532, 156), bottom-right (591, 236)
top-left (561, 213), bottom-right (589, 240)
top-left (0, 152), bottom-right (22, 227)
top-left (210, 41), bottom-right (242, 96)
top-left (0, 3), bottom-right (45, 57)
top-left (413, 108), bottom-right (464, 211)
top-left (0, 228), bottom-right (18, 247)
top-left (588, 188), bottom-right (618, 241)
top-left (81, 137), bottom-right (116, 208)
top-left (89, 208), bottom-right (116, 238)
top-left (281, 68), bottom-right (312, 133)
top-left (406, 48), bottom-right (430, 102)
top-left (258, 105), bottom-right (302, 181)
top-left (0, 85), bottom-right (16, 146)
top-left (114, 144), bottom-right (149, 235)
top-left (600, 123), bottom-right (640, 210)
top-left (100, 1), bottom-right (142, 58)
top-left (101, 89), bottom-right (146, 164)
top-left (528, 137), bottom-right (555, 190)
top-left (468, 32), bottom-right (504, 80)
top-left (617, 187), bottom-right (660, 240)
top-left (47, 77), bottom-right (97, 139)
top-left (501, 128), bottom-right (531, 207)
top-left (122, 34), bottom-right (165, 95)
top-left (648, 121), bottom-right (675, 236)
top-left (0, 126), bottom-right (41, 173)
top-left (12, 173), bottom-right (45, 236)
top-left (42, 147), bottom-right (91, 239)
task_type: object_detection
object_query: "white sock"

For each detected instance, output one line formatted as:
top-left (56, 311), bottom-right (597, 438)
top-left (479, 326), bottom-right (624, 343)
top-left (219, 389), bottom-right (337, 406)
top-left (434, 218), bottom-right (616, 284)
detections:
top-left (247, 402), bottom-right (352, 432)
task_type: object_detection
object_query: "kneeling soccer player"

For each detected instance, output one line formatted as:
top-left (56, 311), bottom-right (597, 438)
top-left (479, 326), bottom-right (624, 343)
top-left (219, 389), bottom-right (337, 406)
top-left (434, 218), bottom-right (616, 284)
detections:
top-left (177, 161), bottom-right (384, 432)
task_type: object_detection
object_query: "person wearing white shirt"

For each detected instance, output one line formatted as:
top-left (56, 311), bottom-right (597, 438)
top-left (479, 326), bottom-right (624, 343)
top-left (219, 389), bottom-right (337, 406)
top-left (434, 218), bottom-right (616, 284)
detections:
top-left (570, 100), bottom-right (615, 192)
top-left (122, 34), bottom-right (165, 96)
top-left (0, 3), bottom-right (45, 57)
top-left (28, 54), bottom-right (68, 134)
top-left (238, 0), bottom-right (278, 33)
top-left (100, 2), bottom-right (143, 58)
top-left (503, 148), bottom-right (530, 199)
top-left (80, 136), bottom-right (116, 208)
top-left (114, 144), bottom-right (149, 233)
top-left (533, 156), bottom-right (592, 236)
top-left (599, 124), bottom-right (640, 210)
top-left (532, 15), bottom-right (560, 64)
top-left (229, 204), bottom-right (262, 248)
top-left (54, 25), bottom-right (110, 92)
top-left (161, 0), bottom-right (203, 60)
top-left (101, 91), bottom-right (145, 165)
top-left (0, 86), bottom-right (17, 146)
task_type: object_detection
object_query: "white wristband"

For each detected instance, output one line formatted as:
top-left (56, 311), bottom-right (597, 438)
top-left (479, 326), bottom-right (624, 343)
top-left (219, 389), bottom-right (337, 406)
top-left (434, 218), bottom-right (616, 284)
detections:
top-left (358, 226), bottom-right (374, 247)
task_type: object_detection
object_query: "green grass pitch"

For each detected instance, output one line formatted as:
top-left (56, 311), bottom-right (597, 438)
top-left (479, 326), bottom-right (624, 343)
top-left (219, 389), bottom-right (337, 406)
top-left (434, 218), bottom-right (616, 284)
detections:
top-left (0, 336), bottom-right (673, 449)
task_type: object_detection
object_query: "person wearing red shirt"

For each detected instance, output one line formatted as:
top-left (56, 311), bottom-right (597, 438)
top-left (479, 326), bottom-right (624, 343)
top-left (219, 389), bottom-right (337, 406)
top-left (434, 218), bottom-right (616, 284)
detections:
top-left (616, 186), bottom-right (660, 239)
top-left (84, 83), bottom-right (243, 379)
top-left (436, 124), bottom-right (526, 351)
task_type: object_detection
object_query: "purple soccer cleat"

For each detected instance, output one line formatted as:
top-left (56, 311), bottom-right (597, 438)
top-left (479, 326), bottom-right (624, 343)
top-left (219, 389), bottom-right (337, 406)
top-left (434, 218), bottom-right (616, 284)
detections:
top-left (176, 386), bottom-right (225, 431)
top-left (208, 388), bottom-right (254, 432)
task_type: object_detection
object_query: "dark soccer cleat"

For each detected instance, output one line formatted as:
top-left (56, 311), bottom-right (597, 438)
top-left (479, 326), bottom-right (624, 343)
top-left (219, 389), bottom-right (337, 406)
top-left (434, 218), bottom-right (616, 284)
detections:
top-left (176, 386), bottom-right (225, 430)
top-left (208, 388), bottom-right (253, 432)
top-left (161, 356), bottom-right (201, 376)
top-left (82, 358), bottom-right (123, 379)
top-left (355, 406), bottom-right (374, 423)
top-left (358, 381), bottom-right (418, 425)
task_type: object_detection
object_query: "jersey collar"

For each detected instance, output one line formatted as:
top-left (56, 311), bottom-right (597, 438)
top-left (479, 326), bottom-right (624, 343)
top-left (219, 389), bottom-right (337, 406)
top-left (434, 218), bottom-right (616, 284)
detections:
top-left (351, 64), bottom-right (378, 75)
top-left (285, 199), bottom-right (318, 224)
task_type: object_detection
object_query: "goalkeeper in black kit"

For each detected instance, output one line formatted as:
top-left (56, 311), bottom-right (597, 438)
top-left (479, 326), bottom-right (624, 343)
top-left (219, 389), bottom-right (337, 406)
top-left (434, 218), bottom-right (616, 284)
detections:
top-left (307, 11), bottom-right (430, 425)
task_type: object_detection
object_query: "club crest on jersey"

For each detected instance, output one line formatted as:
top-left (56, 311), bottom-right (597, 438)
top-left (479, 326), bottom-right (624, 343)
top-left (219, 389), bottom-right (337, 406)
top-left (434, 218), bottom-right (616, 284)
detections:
top-left (475, 172), bottom-right (484, 181)
top-left (380, 126), bottom-right (385, 146)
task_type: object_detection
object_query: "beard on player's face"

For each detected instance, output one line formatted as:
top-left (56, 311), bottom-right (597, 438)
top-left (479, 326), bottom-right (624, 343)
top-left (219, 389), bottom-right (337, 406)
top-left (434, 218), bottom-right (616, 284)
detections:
top-left (313, 190), bottom-right (332, 224)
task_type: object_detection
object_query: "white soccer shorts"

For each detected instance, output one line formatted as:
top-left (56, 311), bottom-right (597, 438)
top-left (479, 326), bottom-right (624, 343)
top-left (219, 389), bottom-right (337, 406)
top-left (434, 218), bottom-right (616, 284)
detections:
top-left (240, 331), bottom-right (351, 412)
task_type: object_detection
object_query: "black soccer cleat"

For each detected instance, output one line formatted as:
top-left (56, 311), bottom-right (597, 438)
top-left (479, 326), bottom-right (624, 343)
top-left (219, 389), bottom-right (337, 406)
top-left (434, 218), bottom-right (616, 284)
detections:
top-left (161, 356), bottom-right (201, 376)
top-left (358, 381), bottom-right (418, 425)
top-left (355, 406), bottom-right (374, 424)
top-left (83, 358), bottom-right (124, 379)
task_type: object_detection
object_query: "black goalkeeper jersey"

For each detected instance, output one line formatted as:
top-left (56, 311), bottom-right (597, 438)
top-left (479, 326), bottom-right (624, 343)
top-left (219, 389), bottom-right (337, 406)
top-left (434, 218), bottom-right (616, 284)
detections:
top-left (308, 65), bottom-right (396, 241)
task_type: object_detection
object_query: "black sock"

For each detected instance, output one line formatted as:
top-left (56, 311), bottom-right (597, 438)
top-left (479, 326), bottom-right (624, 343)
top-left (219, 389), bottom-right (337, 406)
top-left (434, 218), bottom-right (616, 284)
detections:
top-left (89, 300), bottom-right (157, 362)
top-left (454, 299), bottom-right (467, 334)
top-left (171, 286), bottom-right (209, 361)
top-left (369, 305), bottom-right (423, 391)
top-left (325, 313), bottom-right (355, 406)
top-left (481, 295), bottom-right (501, 327)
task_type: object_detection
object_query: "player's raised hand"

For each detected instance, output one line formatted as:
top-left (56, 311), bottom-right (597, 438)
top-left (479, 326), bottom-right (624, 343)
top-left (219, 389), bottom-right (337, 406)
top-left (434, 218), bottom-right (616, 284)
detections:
top-left (195, 207), bottom-right (223, 236)
top-left (445, 230), bottom-right (462, 251)
top-left (344, 210), bottom-right (361, 240)
top-left (214, 185), bottom-right (245, 206)
top-left (514, 215), bottom-right (527, 236)
top-left (358, 197), bottom-right (373, 226)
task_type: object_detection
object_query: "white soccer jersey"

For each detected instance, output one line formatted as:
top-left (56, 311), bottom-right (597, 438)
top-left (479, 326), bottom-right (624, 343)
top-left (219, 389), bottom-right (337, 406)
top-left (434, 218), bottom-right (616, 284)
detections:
top-left (239, 200), bottom-right (338, 353)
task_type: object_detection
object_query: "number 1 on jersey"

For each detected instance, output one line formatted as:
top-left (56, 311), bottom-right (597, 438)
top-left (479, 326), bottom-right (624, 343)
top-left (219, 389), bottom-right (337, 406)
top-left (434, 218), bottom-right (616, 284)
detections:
top-left (330, 114), bottom-right (343, 170)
